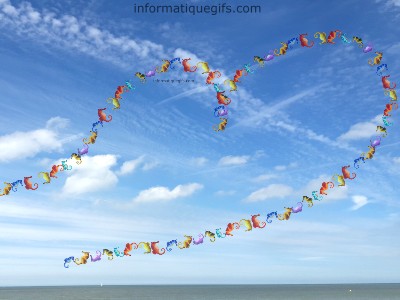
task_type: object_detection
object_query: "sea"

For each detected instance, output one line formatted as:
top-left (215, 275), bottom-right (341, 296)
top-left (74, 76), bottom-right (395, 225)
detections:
top-left (0, 284), bottom-right (399, 300)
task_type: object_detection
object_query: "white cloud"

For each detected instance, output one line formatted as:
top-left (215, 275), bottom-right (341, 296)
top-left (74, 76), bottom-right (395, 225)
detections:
top-left (393, 157), bottom-right (400, 164)
top-left (217, 151), bottom-right (264, 168)
top-left (274, 162), bottom-right (298, 171)
top-left (218, 155), bottom-right (250, 166)
top-left (252, 173), bottom-right (279, 182)
top-left (142, 161), bottom-right (158, 171)
top-left (244, 184), bottom-right (293, 202)
top-left (116, 155), bottom-right (145, 176)
top-left (116, 156), bottom-right (158, 175)
top-left (298, 256), bottom-right (325, 261)
top-left (215, 190), bottom-right (236, 196)
top-left (385, 0), bottom-right (400, 8)
top-left (62, 155), bottom-right (119, 195)
top-left (274, 165), bottom-right (286, 171)
top-left (45, 116), bottom-right (69, 130)
top-left (191, 157), bottom-right (208, 167)
top-left (133, 183), bottom-right (203, 203)
top-left (253, 150), bottom-right (266, 159)
top-left (1, 0), bottom-right (17, 17)
top-left (0, 117), bottom-right (71, 163)
top-left (350, 195), bottom-right (369, 211)
top-left (337, 115), bottom-right (382, 141)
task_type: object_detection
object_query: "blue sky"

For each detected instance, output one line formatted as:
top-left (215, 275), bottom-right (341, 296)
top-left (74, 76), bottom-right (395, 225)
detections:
top-left (0, 0), bottom-right (400, 286)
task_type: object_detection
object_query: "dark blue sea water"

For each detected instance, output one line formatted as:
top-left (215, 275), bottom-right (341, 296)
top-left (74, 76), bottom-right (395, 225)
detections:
top-left (0, 284), bottom-right (399, 300)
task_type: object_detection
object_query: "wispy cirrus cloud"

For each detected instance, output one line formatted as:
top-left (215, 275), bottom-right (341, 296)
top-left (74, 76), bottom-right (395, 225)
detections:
top-left (232, 87), bottom-right (322, 129)
top-left (156, 85), bottom-right (209, 106)
top-left (0, 0), bottom-right (165, 69)
top-left (230, 86), bottom-right (358, 153)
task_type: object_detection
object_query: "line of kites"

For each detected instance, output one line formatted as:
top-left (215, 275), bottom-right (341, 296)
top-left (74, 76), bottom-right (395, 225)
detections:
top-left (1, 30), bottom-right (397, 199)
top-left (0, 37), bottom-right (258, 197)
top-left (63, 30), bottom-right (398, 267)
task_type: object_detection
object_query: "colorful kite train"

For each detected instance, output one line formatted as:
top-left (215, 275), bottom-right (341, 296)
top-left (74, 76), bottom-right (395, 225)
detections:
top-left (0, 29), bottom-right (396, 266)
top-left (57, 30), bottom-right (397, 267)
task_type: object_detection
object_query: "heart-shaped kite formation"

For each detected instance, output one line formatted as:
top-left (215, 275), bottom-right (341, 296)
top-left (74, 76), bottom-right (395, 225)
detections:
top-left (59, 30), bottom-right (399, 268)
top-left (0, 30), bottom-right (396, 267)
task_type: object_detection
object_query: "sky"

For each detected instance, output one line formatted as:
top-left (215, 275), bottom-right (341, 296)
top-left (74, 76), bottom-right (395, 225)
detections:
top-left (0, 0), bottom-right (400, 286)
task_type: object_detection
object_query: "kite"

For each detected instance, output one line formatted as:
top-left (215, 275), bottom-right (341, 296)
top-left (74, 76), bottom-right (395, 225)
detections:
top-left (62, 30), bottom-right (397, 267)
top-left (0, 28), bottom-right (396, 267)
